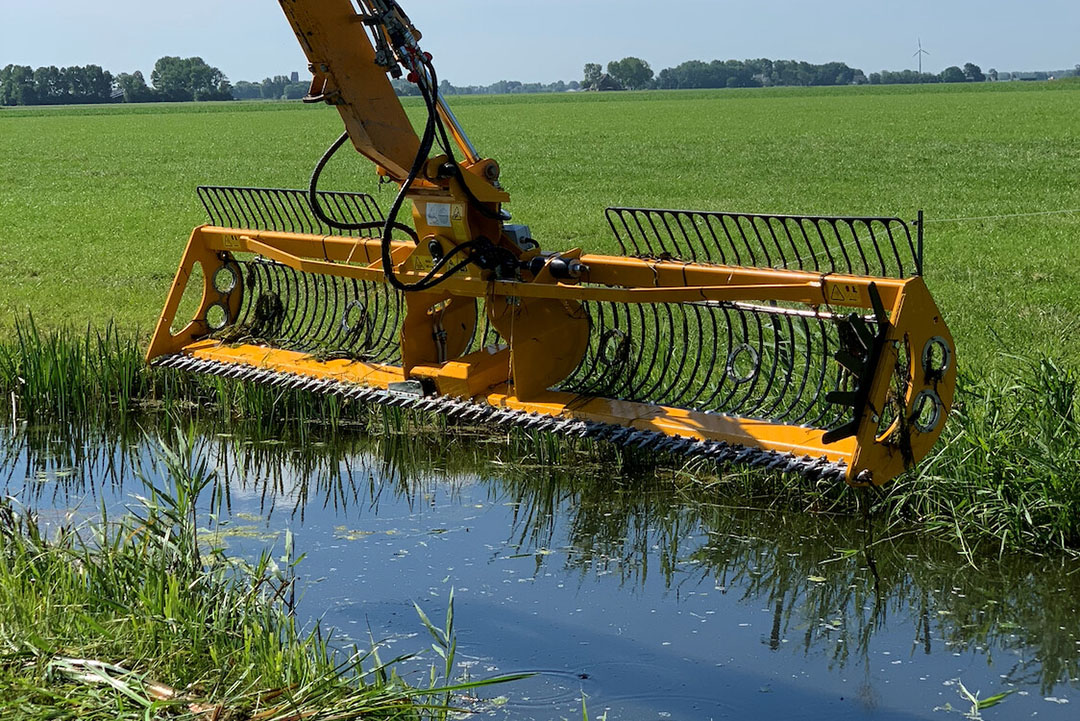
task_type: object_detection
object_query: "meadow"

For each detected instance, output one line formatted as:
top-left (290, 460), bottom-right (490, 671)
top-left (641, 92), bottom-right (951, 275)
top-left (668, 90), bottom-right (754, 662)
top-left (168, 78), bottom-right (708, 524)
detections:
top-left (2, 81), bottom-right (1079, 374)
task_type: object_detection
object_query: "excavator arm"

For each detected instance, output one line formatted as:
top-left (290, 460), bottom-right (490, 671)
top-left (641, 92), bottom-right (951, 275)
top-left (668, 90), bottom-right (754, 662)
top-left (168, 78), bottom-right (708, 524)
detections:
top-left (146, 0), bottom-right (957, 487)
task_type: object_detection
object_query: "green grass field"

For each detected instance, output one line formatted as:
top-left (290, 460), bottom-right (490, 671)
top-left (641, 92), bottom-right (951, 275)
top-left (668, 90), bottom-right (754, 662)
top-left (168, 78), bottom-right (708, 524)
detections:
top-left (2, 81), bottom-right (1079, 374)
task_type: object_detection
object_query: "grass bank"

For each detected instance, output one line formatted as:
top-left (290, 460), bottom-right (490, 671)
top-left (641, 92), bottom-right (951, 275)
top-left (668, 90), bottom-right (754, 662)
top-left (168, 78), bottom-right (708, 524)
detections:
top-left (1, 320), bottom-right (1078, 558)
top-left (0, 427), bottom-right (519, 719)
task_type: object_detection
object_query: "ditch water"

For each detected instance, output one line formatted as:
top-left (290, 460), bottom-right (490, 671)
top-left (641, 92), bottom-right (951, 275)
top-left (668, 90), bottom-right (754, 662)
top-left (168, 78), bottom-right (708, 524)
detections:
top-left (2, 421), bottom-right (1079, 720)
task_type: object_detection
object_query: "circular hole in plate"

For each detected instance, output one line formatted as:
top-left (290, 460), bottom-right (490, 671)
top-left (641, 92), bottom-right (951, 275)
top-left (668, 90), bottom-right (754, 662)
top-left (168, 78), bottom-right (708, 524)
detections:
top-left (911, 390), bottom-right (942, 434)
top-left (213, 265), bottom-right (238, 294)
top-left (206, 303), bottom-right (230, 332)
top-left (922, 336), bottom-right (951, 377)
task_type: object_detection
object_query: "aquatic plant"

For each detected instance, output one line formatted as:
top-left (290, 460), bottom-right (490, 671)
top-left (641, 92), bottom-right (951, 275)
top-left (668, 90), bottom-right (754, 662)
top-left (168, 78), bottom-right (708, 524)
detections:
top-left (0, 427), bottom-right (523, 719)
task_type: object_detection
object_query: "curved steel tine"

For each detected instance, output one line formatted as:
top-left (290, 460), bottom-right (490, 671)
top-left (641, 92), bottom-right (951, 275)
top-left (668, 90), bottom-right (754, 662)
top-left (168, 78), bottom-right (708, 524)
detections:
top-left (822, 218), bottom-right (856, 275)
top-left (607, 208), bottom-right (642, 256)
top-left (853, 219), bottom-right (885, 277)
top-left (840, 219), bottom-right (872, 276)
top-left (760, 216), bottom-right (790, 269)
top-left (737, 214), bottom-right (772, 268)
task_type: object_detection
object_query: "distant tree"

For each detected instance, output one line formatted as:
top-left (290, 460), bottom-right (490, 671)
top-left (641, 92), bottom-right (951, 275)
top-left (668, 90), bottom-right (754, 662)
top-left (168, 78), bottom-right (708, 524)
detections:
top-left (940, 66), bottom-right (966, 83)
top-left (390, 77), bottom-right (420, 96)
top-left (872, 69), bottom-right (940, 85)
top-left (152, 57), bottom-right (231, 102)
top-left (259, 75), bottom-right (289, 100)
top-left (987, 68), bottom-right (999, 81)
top-left (231, 80), bottom-right (262, 100)
top-left (0, 65), bottom-right (37, 105)
top-left (963, 63), bottom-right (985, 82)
top-left (152, 57), bottom-right (194, 101)
top-left (283, 82), bottom-right (307, 100)
top-left (607, 57), bottom-right (654, 90)
top-left (33, 66), bottom-right (66, 103)
top-left (582, 63), bottom-right (602, 90)
top-left (115, 71), bottom-right (155, 102)
top-left (0, 65), bottom-right (10, 105)
top-left (73, 65), bottom-right (114, 103)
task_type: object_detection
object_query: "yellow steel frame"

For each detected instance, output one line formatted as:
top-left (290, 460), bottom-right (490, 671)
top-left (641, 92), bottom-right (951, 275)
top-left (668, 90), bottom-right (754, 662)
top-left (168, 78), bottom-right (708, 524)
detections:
top-left (147, 226), bottom-right (956, 487)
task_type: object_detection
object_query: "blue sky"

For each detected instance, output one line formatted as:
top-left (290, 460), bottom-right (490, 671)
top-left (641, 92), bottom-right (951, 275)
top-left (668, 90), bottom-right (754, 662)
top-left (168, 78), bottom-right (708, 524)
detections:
top-left (3, 1), bottom-right (1077, 84)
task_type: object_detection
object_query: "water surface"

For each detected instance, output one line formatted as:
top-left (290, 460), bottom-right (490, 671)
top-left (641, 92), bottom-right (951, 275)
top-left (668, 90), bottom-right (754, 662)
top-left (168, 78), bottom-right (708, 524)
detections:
top-left (3, 422), bottom-right (1077, 720)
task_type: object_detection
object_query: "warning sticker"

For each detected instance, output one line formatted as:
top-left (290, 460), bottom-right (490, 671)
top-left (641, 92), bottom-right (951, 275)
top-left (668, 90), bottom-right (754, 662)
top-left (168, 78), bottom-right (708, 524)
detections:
top-left (412, 252), bottom-right (435, 273)
top-left (426, 203), bottom-right (451, 228)
top-left (450, 204), bottom-right (467, 239)
top-left (827, 282), bottom-right (862, 305)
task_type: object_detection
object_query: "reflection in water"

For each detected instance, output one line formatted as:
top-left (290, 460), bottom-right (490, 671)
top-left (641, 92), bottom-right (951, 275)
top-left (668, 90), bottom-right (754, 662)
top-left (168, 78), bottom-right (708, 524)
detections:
top-left (2, 418), bottom-right (1078, 718)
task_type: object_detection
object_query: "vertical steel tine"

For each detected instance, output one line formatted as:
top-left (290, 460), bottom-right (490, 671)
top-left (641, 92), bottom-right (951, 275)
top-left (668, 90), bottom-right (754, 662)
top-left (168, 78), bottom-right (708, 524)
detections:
top-left (605, 208), bottom-right (636, 255)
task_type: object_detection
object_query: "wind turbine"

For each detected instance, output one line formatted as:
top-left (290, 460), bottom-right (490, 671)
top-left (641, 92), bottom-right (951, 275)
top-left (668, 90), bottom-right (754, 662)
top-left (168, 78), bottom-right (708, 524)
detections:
top-left (913, 38), bottom-right (930, 76)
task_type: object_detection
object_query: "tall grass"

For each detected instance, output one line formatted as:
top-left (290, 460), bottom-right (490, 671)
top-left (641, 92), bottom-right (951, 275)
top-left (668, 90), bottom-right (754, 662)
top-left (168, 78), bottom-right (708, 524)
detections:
top-left (887, 357), bottom-right (1080, 555)
top-left (0, 315), bottom-right (353, 431)
top-left (0, 428), bottom-right (522, 719)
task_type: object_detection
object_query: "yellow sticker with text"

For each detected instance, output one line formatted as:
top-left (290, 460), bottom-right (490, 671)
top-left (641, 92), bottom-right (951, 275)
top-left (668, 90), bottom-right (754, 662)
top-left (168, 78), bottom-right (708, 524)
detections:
top-left (450, 204), bottom-right (468, 241)
top-left (412, 252), bottom-right (435, 273)
top-left (827, 282), bottom-right (862, 305)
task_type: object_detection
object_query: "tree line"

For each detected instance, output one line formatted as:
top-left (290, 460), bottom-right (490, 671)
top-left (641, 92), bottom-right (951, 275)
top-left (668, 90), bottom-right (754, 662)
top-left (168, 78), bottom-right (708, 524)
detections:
top-left (1, 57), bottom-right (232, 106)
top-left (232, 76), bottom-right (310, 101)
top-left (4, 54), bottom-right (1074, 108)
top-left (581, 57), bottom-right (1008, 91)
top-left (1, 64), bottom-right (115, 105)
top-left (392, 78), bottom-right (581, 96)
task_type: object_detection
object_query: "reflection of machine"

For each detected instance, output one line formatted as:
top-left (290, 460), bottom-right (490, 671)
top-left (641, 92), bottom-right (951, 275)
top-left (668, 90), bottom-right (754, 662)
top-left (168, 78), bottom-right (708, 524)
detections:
top-left (146, 0), bottom-right (955, 486)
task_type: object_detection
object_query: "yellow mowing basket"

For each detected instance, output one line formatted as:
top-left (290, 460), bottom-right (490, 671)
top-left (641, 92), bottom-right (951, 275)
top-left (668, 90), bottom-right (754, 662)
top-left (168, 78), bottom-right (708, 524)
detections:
top-left (147, 186), bottom-right (955, 486)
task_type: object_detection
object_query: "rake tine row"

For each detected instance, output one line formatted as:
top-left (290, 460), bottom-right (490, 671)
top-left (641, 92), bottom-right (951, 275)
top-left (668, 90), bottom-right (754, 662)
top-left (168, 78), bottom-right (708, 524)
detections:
top-left (198, 186), bottom-right (384, 237)
top-left (150, 354), bottom-right (849, 483)
top-left (605, 207), bottom-right (919, 279)
top-left (147, 351), bottom-right (851, 481)
top-left (214, 254), bottom-right (862, 441)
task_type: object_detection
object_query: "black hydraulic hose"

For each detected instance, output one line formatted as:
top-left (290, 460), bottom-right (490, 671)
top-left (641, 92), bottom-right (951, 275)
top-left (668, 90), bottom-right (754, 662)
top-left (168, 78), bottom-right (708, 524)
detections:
top-left (307, 133), bottom-right (419, 242)
top-left (308, 72), bottom-right (448, 291)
